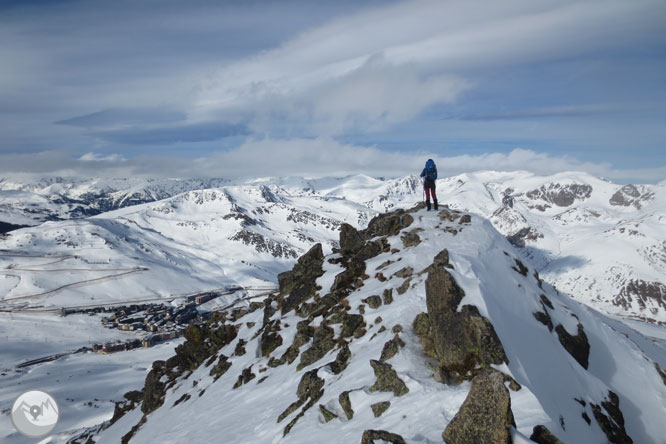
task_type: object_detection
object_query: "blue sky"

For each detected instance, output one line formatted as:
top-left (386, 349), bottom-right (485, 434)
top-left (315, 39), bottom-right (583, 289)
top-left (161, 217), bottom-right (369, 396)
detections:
top-left (1, 0), bottom-right (665, 181)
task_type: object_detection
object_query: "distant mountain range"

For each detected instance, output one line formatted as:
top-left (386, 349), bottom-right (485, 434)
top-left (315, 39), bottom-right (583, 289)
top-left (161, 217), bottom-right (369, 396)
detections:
top-left (1, 172), bottom-right (664, 324)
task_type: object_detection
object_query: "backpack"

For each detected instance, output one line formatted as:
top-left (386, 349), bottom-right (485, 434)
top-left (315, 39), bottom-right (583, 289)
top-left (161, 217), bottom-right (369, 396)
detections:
top-left (424, 159), bottom-right (437, 181)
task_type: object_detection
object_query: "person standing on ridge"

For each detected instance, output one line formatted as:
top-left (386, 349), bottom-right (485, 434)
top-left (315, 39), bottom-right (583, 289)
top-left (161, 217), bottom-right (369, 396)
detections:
top-left (420, 158), bottom-right (438, 211)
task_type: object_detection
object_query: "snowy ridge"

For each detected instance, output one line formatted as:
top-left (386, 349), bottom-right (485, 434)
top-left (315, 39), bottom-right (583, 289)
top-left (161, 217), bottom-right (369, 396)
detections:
top-left (73, 205), bottom-right (666, 444)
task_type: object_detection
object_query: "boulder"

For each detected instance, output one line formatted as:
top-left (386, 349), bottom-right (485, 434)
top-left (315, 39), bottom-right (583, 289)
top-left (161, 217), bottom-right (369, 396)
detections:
top-left (278, 243), bottom-right (325, 314)
top-left (371, 401), bottom-right (391, 418)
top-left (530, 425), bottom-right (564, 444)
top-left (369, 360), bottom-right (409, 397)
top-left (426, 260), bottom-right (507, 381)
top-left (442, 369), bottom-right (515, 444)
top-left (361, 429), bottom-right (406, 444)
top-left (362, 210), bottom-right (414, 238)
top-left (298, 325), bottom-right (335, 370)
top-left (340, 223), bottom-right (366, 256)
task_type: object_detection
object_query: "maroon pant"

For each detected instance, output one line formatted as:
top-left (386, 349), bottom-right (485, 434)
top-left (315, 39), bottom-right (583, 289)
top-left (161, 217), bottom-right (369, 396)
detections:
top-left (425, 186), bottom-right (437, 201)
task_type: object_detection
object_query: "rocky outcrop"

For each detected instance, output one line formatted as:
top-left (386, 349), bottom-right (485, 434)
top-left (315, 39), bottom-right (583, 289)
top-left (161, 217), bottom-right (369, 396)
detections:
top-left (425, 250), bottom-right (507, 382)
top-left (442, 369), bottom-right (515, 444)
top-left (369, 360), bottom-right (409, 397)
top-left (371, 401), bottom-right (391, 417)
top-left (555, 323), bottom-right (590, 370)
top-left (278, 243), bottom-right (325, 314)
top-left (361, 429), bottom-right (406, 444)
top-left (278, 369), bottom-right (325, 435)
top-left (525, 183), bottom-right (593, 208)
top-left (591, 391), bottom-right (633, 444)
top-left (609, 184), bottom-right (654, 209)
top-left (615, 280), bottom-right (666, 313)
top-left (530, 425), bottom-right (564, 444)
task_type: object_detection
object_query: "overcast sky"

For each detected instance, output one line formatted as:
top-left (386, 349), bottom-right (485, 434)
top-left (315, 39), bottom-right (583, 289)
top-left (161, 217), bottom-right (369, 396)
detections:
top-left (1, 0), bottom-right (665, 182)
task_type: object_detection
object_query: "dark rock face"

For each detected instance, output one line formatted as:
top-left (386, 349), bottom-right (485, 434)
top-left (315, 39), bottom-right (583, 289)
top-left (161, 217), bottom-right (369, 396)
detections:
top-left (278, 243), bottom-right (325, 314)
top-left (425, 251), bottom-right (507, 381)
top-left (278, 369), bottom-right (325, 435)
top-left (340, 223), bottom-right (367, 256)
top-left (319, 404), bottom-right (337, 422)
top-left (339, 391), bottom-right (354, 419)
top-left (442, 369), bottom-right (515, 444)
top-left (401, 229), bottom-right (422, 248)
top-left (507, 227), bottom-right (544, 247)
top-left (591, 391), bottom-right (633, 444)
top-left (230, 229), bottom-right (298, 258)
top-left (362, 210), bottom-right (414, 238)
top-left (361, 429), bottom-right (406, 444)
top-left (526, 183), bottom-right (593, 208)
top-left (555, 323), bottom-right (590, 370)
top-left (379, 335), bottom-right (405, 362)
top-left (298, 325), bottom-right (335, 370)
top-left (609, 184), bottom-right (654, 209)
top-left (369, 360), bottom-right (409, 396)
top-left (530, 425), bottom-right (564, 444)
top-left (615, 280), bottom-right (666, 313)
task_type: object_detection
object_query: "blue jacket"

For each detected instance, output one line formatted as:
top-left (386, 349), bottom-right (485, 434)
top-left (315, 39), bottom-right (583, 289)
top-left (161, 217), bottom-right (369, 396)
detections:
top-left (420, 160), bottom-right (437, 181)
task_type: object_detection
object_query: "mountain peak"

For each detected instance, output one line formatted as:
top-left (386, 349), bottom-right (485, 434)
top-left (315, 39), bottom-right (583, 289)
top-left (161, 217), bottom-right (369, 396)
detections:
top-left (80, 204), bottom-right (666, 444)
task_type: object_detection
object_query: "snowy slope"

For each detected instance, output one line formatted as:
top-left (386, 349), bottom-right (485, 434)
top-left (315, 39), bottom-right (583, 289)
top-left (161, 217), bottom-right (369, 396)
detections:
top-left (0, 185), bottom-right (378, 310)
top-left (0, 177), bottom-right (232, 227)
top-left (72, 205), bottom-right (666, 444)
top-left (433, 171), bottom-right (666, 324)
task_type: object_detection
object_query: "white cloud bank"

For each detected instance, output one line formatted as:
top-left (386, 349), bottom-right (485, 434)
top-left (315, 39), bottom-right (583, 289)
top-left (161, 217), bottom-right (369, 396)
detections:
top-left (1, 142), bottom-right (663, 184)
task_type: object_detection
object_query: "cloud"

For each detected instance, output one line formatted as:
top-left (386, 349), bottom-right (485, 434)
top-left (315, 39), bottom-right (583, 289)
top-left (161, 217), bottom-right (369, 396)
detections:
top-left (78, 152), bottom-right (127, 162)
top-left (0, 143), bottom-right (664, 184)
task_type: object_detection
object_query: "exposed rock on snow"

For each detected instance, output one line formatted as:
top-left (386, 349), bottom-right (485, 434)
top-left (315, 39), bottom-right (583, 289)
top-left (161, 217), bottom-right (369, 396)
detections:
top-left (442, 369), bottom-right (515, 444)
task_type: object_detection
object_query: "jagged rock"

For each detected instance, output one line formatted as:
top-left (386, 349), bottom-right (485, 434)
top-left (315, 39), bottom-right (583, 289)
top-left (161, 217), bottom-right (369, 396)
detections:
top-left (591, 391), bottom-right (633, 444)
top-left (249, 301), bottom-right (263, 312)
top-left (459, 214), bottom-right (472, 224)
top-left (438, 209), bottom-right (460, 222)
top-left (383, 289), bottom-right (394, 305)
top-left (369, 360), bottom-right (409, 397)
top-left (371, 401), bottom-right (391, 418)
top-left (540, 294), bottom-right (554, 309)
top-left (555, 323), bottom-right (590, 370)
top-left (339, 391), bottom-right (354, 419)
top-left (341, 314), bottom-right (366, 338)
top-left (393, 266), bottom-right (414, 279)
top-left (260, 328), bottom-right (282, 357)
top-left (512, 258), bottom-right (529, 276)
top-left (109, 390), bottom-right (143, 426)
top-left (530, 425), bottom-right (564, 444)
top-left (375, 272), bottom-right (387, 282)
top-left (278, 243), bottom-right (325, 314)
top-left (298, 325), bottom-right (335, 370)
top-left (319, 404), bottom-right (338, 422)
top-left (361, 429), bottom-right (406, 444)
top-left (443, 369), bottom-right (515, 444)
top-left (374, 316), bottom-right (383, 324)
top-left (425, 260), bottom-right (507, 381)
top-left (209, 355), bottom-right (232, 380)
top-left (379, 335), bottom-right (405, 362)
top-left (401, 230), bottom-right (421, 248)
top-left (340, 223), bottom-right (366, 256)
top-left (297, 369), bottom-right (325, 399)
top-left (362, 209), bottom-right (414, 238)
top-left (330, 344), bottom-right (351, 374)
top-left (234, 338), bottom-right (247, 356)
top-left (412, 312), bottom-right (431, 336)
top-left (142, 360), bottom-right (168, 414)
top-left (392, 324), bottom-right (403, 333)
top-left (396, 278), bottom-right (411, 295)
top-left (363, 295), bottom-right (382, 309)
top-left (331, 258), bottom-right (366, 293)
top-left (278, 370), bottom-right (325, 435)
top-left (233, 366), bottom-right (256, 389)
top-left (533, 311), bottom-right (554, 331)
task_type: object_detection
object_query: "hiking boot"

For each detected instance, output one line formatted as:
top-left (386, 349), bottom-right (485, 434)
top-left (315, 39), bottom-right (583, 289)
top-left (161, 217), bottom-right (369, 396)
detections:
top-left (434, 199), bottom-right (438, 210)
top-left (426, 200), bottom-right (431, 211)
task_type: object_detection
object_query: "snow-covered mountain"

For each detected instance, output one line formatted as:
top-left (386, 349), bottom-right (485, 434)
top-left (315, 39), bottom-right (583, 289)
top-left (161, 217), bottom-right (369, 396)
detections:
top-left (1, 171), bottom-right (665, 324)
top-left (0, 177), bottom-right (232, 229)
top-left (68, 204), bottom-right (666, 444)
top-left (0, 185), bottom-right (378, 310)
top-left (433, 171), bottom-right (666, 325)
